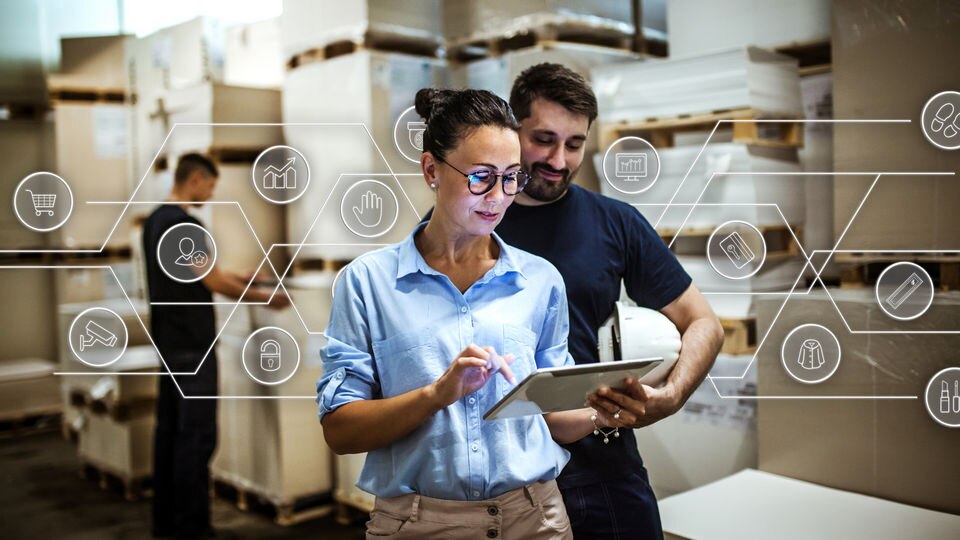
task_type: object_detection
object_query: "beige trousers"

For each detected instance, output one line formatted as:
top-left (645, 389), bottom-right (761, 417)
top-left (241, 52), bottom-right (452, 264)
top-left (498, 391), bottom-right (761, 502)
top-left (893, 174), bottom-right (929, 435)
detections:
top-left (364, 480), bottom-right (572, 540)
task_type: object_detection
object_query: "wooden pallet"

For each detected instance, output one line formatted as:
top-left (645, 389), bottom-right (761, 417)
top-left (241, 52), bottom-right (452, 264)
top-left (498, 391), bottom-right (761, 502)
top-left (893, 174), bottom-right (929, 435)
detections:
top-left (599, 108), bottom-right (805, 149)
top-left (56, 245), bottom-right (133, 262)
top-left (212, 477), bottom-right (333, 527)
top-left (294, 258), bottom-right (353, 272)
top-left (287, 30), bottom-right (442, 70)
top-left (660, 223), bottom-right (803, 261)
top-left (720, 317), bottom-right (756, 355)
top-left (79, 460), bottom-right (151, 501)
top-left (774, 39), bottom-right (831, 76)
top-left (0, 410), bottom-right (61, 438)
top-left (69, 389), bottom-right (156, 422)
top-left (835, 253), bottom-right (960, 291)
top-left (446, 21), bottom-right (634, 62)
top-left (0, 102), bottom-right (50, 121)
top-left (49, 86), bottom-right (127, 104)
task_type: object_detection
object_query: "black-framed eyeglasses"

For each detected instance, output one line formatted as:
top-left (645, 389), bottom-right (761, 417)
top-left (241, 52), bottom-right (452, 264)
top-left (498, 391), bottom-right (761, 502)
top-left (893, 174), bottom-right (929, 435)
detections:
top-left (440, 160), bottom-right (530, 196)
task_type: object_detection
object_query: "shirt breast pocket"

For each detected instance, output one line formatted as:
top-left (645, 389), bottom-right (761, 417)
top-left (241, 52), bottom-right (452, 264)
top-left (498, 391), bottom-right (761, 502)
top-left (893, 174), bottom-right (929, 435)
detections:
top-left (501, 324), bottom-right (539, 389)
top-left (372, 328), bottom-right (442, 398)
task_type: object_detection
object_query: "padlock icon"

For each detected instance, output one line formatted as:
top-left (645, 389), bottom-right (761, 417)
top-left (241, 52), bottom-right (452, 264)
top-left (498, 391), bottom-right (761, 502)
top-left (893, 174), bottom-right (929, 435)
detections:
top-left (260, 339), bottom-right (282, 372)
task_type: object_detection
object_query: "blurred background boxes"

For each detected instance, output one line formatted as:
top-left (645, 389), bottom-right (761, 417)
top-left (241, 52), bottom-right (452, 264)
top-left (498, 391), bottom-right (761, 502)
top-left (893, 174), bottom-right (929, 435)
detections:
top-left (0, 358), bottom-right (61, 421)
top-left (224, 18), bottom-right (284, 89)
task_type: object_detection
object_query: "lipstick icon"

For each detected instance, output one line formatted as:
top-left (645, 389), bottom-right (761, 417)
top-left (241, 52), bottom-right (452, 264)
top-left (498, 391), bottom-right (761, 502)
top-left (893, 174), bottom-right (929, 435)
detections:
top-left (941, 381), bottom-right (951, 414)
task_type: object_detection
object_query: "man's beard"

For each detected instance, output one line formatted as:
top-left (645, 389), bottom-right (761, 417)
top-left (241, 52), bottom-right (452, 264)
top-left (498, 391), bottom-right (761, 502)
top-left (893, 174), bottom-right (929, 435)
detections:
top-left (522, 162), bottom-right (576, 202)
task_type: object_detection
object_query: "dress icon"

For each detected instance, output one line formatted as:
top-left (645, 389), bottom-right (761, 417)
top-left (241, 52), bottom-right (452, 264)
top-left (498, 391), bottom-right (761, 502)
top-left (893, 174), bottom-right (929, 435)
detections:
top-left (798, 339), bottom-right (825, 370)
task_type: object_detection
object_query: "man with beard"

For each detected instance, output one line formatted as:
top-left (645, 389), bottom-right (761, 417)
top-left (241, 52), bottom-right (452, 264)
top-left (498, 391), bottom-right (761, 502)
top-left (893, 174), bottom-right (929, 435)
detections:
top-left (497, 64), bottom-right (724, 538)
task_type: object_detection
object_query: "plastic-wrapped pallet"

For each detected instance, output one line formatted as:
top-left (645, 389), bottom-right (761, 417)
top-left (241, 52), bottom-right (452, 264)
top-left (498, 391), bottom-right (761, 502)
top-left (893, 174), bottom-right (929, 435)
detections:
top-left (592, 47), bottom-right (802, 123)
top-left (224, 18), bottom-right (284, 89)
top-left (594, 144), bottom-right (804, 229)
top-left (0, 359), bottom-right (61, 421)
top-left (666, 0), bottom-right (830, 58)
top-left (282, 51), bottom-right (447, 260)
top-left (281, 0), bottom-right (442, 59)
top-left (443, 0), bottom-right (633, 42)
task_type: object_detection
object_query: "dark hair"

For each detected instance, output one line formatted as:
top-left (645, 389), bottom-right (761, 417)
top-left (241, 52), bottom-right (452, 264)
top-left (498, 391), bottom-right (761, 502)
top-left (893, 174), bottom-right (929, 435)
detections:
top-left (174, 153), bottom-right (218, 184)
top-left (414, 88), bottom-right (520, 162)
top-left (510, 63), bottom-right (598, 125)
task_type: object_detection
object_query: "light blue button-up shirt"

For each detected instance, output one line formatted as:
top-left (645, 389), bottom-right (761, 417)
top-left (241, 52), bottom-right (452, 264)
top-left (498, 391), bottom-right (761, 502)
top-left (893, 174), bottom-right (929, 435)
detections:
top-left (317, 223), bottom-right (573, 500)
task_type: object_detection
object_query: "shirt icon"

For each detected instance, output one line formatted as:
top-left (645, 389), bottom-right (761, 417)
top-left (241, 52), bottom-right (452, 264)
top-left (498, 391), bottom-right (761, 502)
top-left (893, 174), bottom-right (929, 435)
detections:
top-left (798, 339), bottom-right (825, 370)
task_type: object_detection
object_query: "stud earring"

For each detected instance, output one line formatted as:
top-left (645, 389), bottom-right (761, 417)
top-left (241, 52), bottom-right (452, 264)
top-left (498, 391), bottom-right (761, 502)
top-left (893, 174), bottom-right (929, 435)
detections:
top-left (430, 183), bottom-right (438, 189)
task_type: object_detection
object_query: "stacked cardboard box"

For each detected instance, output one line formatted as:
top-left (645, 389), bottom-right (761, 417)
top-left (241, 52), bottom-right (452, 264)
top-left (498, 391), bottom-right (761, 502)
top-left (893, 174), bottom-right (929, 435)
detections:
top-left (756, 288), bottom-right (960, 515)
top-left (443, 0), bottom-right (633, 43)
top-left (0, 267), bottom-right (56, 364)
top-left (224, 18), bottom-right (284, 89)
top-left (282, 50), bottom-right (447, 261)
top-left (0, 358), bottom-right (61, 421)
top-left (0, 119), bottom-right (54, 250)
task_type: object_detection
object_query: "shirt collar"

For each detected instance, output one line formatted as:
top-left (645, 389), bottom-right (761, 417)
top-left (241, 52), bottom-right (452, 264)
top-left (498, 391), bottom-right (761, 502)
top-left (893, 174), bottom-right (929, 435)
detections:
top-left (396, 221), bottom-right (527, 283)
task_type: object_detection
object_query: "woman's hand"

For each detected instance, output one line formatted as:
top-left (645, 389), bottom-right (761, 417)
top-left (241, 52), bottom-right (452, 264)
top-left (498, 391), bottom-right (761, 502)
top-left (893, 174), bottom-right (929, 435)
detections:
top-left (426, 344), bottom-right (515, 409)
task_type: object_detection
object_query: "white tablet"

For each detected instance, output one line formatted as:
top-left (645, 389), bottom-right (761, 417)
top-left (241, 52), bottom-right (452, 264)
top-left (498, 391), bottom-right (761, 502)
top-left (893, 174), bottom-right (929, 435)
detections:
top-left (483, 357), bottom-right (663, 421)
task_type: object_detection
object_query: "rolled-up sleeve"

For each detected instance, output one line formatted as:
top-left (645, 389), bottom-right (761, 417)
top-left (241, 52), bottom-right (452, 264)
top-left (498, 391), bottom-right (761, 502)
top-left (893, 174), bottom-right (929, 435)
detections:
top-left (316, 264), bottom-right (380, 422)
top-left (535, 273), bottom-right (575, 369)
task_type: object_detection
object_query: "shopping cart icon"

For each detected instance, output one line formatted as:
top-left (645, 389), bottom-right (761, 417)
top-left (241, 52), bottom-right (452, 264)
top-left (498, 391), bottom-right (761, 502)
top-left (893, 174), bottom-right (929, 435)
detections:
top-left (25, 189), bottom-right (56, 216)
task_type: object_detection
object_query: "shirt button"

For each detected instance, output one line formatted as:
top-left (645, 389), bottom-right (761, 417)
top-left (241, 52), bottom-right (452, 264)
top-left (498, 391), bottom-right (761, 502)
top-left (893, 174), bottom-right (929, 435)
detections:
top-left (335, 372), bottom-right (344, 380)
top-left (471, 442), bottom-right (479, 452)
top-left (468, 397), bottom-right (476, 405)
top-left (460, 305), bottom-right (468, 313)
top-left (487, 529), bottom-right (498, 538)
top-left (487, 506), bottom-right (499, 516)
top-left (473, 490), bottom-right (481, 498)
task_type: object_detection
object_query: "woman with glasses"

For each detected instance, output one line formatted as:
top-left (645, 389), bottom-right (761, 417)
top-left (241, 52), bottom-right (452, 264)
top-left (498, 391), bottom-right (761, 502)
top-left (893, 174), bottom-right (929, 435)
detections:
top-left (317, 89), bottom-right (614, 539)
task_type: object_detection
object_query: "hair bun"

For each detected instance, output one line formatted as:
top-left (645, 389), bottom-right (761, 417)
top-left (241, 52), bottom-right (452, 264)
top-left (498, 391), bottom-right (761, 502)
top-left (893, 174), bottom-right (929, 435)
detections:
top-left (414, 88), bottom-right (455, 120)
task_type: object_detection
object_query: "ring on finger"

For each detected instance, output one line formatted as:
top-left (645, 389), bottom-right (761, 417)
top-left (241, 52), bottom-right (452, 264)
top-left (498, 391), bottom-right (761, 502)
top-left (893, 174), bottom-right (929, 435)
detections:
top-left (613, 408), bottom-right (622, 420)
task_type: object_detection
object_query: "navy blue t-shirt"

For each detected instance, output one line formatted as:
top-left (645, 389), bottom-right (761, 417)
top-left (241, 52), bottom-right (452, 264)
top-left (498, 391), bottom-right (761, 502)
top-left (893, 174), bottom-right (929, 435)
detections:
top-left (494, 185), bottom-right (692, 488)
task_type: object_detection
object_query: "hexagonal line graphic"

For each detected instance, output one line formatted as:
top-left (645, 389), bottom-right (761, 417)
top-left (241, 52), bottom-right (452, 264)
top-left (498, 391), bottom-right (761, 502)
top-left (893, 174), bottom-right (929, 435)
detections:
top-left (283, 172), bottom-right (428, 280)
top-left (13, 263), bottom-right (193, 400)
top-left (648, 118), bottom-right (915, 232)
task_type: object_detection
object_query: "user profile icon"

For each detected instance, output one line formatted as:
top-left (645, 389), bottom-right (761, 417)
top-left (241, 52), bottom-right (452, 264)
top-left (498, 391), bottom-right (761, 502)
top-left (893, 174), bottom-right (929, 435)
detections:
top-left (157, 223), bottom-right (217, 283)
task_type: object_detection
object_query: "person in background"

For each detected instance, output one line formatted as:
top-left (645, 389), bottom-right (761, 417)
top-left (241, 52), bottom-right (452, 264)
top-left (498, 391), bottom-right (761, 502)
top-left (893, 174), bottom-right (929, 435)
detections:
top-left (142, 153), bottom-right (289, 539)
top-left (498, 64), bottom-right (724, 538)
top-left (317, 88), bottom-right (623, 540)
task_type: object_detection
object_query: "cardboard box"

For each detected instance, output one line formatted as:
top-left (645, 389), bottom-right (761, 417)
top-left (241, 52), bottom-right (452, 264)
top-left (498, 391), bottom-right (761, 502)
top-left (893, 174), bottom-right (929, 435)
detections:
top-left (0, 358), bottom-right (61, 420)
top-left (0, 267), bottom-right (56, 362)
top-left (51, 102), bottom-right (133, 248)
top-left (756, 288), bottom-right (960, 514)
top-left (443, 0), bottom-right (633, 42)
top-left (667, 0), bottom-right (830, 58)
top-left (659, 469), bottom-right (960, 540)
top-left (213, 331), bottom-right (332, 503)
top-left (206, 163), bottom-right (286, 275)
top-left (281, 0), bottom-right (442, 59)
top-left (0, 119), bottom-right (54, 250)
top-left (224, 18), bottom-right (283, 89)
top-left (48, 34), bottom-right (131, 90)
top-left (798, 72), bottom-right (834, 254)
top-left (78, 410), bottom-right (155, 479)
top-left (282, 51), bottom-right (447, 260)
top-left (161, 83), bottom-right (282, 158)
top-left (831, 1), bottom-right (960, 250)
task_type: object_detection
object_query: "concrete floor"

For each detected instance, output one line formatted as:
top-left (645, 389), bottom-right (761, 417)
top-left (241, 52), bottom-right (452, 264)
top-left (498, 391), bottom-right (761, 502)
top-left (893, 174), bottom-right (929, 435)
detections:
top-left (0, 426), bottom-right (364, 539)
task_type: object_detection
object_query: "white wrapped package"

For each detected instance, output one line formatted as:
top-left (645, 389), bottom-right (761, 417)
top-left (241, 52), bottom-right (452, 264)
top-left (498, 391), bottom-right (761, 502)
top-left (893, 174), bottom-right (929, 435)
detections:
top-left (598, 302), bottom-right (682, 386)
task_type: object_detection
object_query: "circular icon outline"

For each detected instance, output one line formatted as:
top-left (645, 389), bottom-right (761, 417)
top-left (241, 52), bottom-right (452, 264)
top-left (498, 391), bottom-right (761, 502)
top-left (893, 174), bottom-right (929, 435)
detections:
top-left (780, 323), bottom-right (841, 385)
top-left (330, 264), bottom-right (348, 301)
top-left (924, 367), bottom-right (960, 428)
top-left (920, 91), bottom-right (960, 151)
top-left (68, 307), bottom-right (129, 368)
top-left (394, 105), bottom-right (425, 164)
top-left (874, 262), bottom-right (934, 321)
top-left (241, 326), bottom-right (300, 386)
top-left (13, 171), bottom-right (74, 232)
top-left (156, 222), bottom-right (218, 283)
top-left (706, 220), bottom-right (768, 280)
top-left (601, 136), bottom-right (662, 195)
top-left (340, 179), bottom-right (400, 239)
top-left (252, 145), bottom-right (311, 204)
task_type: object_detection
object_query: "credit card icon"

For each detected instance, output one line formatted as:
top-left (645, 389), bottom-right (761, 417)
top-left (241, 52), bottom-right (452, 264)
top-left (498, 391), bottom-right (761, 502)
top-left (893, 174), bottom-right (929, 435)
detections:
top-left (719, 232), bottom-right (756, 269)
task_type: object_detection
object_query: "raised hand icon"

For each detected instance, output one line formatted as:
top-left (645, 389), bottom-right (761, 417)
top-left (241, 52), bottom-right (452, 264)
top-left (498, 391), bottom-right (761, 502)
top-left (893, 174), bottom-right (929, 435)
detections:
top-left (352, 190), bottom-right (383, 228)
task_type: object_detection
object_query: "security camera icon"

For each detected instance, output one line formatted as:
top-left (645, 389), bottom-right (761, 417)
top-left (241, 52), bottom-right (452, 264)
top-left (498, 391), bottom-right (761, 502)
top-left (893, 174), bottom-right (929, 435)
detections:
top-left (79, 320), bottom-right (118, 351)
